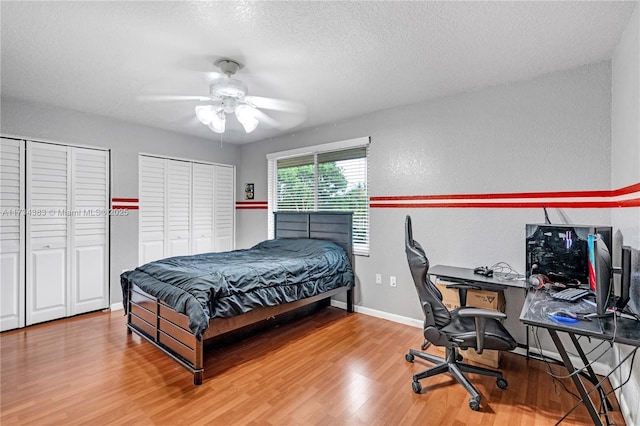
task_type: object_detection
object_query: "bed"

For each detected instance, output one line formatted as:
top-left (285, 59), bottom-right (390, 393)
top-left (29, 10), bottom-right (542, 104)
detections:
top-left (121, 212), bottom-right (355, 385)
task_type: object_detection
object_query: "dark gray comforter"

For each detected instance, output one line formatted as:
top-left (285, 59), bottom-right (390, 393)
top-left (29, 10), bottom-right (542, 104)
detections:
top-left (121, 238), bottom-right (354, 338)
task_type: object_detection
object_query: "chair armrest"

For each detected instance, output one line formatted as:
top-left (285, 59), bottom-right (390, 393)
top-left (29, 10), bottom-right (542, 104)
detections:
top-left (456, 307), bottom-right (507, 320)
top-left (456, 308), bottom-right (507, 353)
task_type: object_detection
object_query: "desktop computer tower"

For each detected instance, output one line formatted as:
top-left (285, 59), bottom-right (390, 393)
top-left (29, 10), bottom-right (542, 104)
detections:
top-left (525, 224), bottom-right (612, 286)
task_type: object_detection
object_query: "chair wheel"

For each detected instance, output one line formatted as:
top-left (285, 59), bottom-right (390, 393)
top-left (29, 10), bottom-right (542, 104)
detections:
top-left (456, 353), bottom-right (463, 362)
top-left (496, 378), bottom-right (508, 390)
top-left (412, 381), bottom-right (422, 394)
top-left (405, 353), bottom-right (414, 363)
top-left (469, 398), bottom-right (480, 411)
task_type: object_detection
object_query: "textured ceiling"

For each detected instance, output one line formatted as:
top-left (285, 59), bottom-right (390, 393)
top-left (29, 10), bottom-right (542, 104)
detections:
top-left (1, 1), bottom-right (636, 144)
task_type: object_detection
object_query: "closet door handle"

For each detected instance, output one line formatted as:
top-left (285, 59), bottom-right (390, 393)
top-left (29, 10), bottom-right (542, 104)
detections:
top-left (45, 244), bottom-right (52, 249)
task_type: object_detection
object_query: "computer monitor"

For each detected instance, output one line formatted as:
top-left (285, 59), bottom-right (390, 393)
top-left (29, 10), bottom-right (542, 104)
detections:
top-left (621, 245), bottom-right (640, 317)
top-left (588, 234), bottom-right (612, 316)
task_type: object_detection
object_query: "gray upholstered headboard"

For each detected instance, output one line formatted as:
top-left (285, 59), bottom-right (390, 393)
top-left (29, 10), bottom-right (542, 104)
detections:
top-left (273, 212), bottom-right (353, 263)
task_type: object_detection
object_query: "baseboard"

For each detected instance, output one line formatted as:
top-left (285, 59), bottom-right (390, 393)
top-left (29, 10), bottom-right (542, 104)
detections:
top-left (523, 345), bottom-right (611, 377)
top-left (110, 302), bottom-right (124, 311)
top-left (331, 299), bottom-right (423, 329)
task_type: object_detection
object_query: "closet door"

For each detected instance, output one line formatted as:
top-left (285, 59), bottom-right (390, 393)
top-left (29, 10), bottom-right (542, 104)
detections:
top-left (26, 142), bottom-right (69, 325)
top-left (192, 163), bottom-right (214, 254)
top-left (139, 156), bottom-right (166, 264)
top-left (166, 160), bottom-right (191, 257)
top-left (0, 138), bottom-right (25, 331)
top-left (70, 148), bottom-right (109, 315)
top-left (214, 165), bottom-right (235, 251)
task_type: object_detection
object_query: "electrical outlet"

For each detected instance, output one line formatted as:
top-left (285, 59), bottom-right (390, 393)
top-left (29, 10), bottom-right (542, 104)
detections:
top-left (390, 276), bottom-right (397, 287)
top-left (375, 274), bottom-right (382, 284)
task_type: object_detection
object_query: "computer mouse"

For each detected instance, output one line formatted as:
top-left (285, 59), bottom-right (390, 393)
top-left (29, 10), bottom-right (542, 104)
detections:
top-left (549, 309), bottom-right (579, 323)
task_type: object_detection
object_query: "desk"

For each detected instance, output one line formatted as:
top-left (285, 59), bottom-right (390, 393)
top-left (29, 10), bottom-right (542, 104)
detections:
top-left (429, 265), bottom-right (527, 291)
top-left (520, 290), bottom-right (640, 425)
top-left (429, 264), bottom-right (526, 307)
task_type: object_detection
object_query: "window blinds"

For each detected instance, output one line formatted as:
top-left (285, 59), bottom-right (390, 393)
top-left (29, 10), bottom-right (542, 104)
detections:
top-left (269, 141), bottom-right (369, 255)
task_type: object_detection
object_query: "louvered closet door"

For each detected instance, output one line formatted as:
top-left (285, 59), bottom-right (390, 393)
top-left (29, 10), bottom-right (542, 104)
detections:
top-left (192, 163), bottom-right (214, 254)
top-left (70, 148), bottom-right (109, 315)
top-left (167, 160), bottom-right (191, 257)
top-left (214, 165), bottom-right (235, 251)
top-left (0, 138), bottom-right (25, 331)
top-left (139, 156), bottom-right (166, 264)
top-left (26, 142), bottom-right (69, 325)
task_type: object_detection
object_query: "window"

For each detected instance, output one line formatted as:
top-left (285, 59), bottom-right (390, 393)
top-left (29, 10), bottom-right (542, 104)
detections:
top-left (267, 137), bottom-right (370, 255)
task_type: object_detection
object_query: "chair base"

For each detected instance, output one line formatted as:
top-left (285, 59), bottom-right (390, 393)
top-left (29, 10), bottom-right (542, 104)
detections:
top-left (405, 347), bottom-right (508, 411)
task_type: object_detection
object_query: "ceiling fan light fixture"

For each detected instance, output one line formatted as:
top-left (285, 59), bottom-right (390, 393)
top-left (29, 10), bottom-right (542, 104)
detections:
top-left (195, 105), bottom-right (215, 125)
top-left (235, 104), bottom-right (259, 133)
top-left (208, 111), bottom-right (226, 133)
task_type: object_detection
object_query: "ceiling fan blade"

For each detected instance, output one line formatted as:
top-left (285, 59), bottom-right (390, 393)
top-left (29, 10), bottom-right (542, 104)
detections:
top-left (137, 95), bottom-right (213, 102)
top-left (245, 96), bottom-right (306, 114)
top-left (254, 109), bottom-right (281, 128)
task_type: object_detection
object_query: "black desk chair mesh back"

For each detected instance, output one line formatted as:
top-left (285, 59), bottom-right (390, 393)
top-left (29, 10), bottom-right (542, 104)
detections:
top-left (404, 215), bottom-right (517, 411)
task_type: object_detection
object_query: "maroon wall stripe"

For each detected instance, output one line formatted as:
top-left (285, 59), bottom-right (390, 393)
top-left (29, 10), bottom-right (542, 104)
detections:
top-left (236, 201), bottom-right (268, 210)
top-left (370, 183), bottom-right (640, 209)
top-left (112, 197), bottom-right (139, 210)
top-left (371, 184), bottom-right (640, 202)
top-left (371, 199), bottom-right (640, 209)
top-left (112, 205), bottom-right (139, 210)
top-left (228, 184), bottom-right (640, 210)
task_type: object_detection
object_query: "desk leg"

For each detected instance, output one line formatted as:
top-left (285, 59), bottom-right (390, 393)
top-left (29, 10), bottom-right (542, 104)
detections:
top-left (567, 333), bottom-right (614, 416)
top-left (548, 329), bottom-right (603, 426)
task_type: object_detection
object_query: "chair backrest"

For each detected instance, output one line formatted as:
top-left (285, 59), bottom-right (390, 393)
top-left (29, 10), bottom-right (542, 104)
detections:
top-left (405, 215), bottom-right (452, 329)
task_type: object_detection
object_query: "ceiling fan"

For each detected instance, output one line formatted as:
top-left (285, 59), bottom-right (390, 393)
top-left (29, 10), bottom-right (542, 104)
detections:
top-left (138, 58), bottom-right (306, 133)
top-left (145, 58), bottom-right (305, 135)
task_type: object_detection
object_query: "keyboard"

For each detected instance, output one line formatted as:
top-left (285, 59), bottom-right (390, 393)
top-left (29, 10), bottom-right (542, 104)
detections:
top-left (551, 288), bottom-right (590, 302)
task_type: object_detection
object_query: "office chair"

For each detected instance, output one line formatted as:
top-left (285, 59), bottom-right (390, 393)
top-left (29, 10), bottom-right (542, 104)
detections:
top-left (404, 215), bottom-right (517, 411)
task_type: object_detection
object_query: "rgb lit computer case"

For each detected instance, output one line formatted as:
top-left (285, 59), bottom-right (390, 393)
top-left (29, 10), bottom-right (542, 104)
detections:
top-left (525, 224), bottom-right (612, 286)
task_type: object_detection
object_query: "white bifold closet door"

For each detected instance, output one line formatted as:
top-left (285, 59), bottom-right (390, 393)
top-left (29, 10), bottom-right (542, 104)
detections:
top-left (26, 141), bottom-right (109, 326)
top-left (140, 156), bottom-right (194, 262)
top-left (192, 163), bottom-right (215, 254)
top-left (0, 138), bottom-right (25, 331)
top-left (167, 160), bottom-right (191, 257)
top-left (139, 155), bottom-right (235, 265)
top-left (70, 147), bottom-right (109, 316)
top-left (139, 156), bottom-right (193, 262)
top-left (139, 156), bottom-right (166, 264)
top-left (214, 165), bottom-right (235, 252)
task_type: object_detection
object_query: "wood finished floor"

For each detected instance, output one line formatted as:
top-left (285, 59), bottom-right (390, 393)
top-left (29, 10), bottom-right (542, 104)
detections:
top-left (1, 308), bottom-right (625, 425)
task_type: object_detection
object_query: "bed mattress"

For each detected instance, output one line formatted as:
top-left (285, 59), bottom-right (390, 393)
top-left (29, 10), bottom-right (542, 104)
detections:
top-left (121, 238), bottom-right (354, 338)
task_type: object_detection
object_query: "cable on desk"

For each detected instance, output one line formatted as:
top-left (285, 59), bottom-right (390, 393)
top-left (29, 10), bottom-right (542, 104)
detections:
top-left (489, 262), bottom-right (524, 281)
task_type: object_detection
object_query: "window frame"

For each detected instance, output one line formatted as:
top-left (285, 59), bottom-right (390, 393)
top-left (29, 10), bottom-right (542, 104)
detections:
top-left (267, 136), bottom-right (370, 256)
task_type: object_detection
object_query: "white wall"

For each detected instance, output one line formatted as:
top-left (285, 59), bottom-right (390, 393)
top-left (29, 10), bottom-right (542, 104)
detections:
top-left (238, 61), bottom-right (614, 346)
top-left (0, 97), bottom-right (241, 303)
top-left (611, 4), bottom-right (640, 425)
